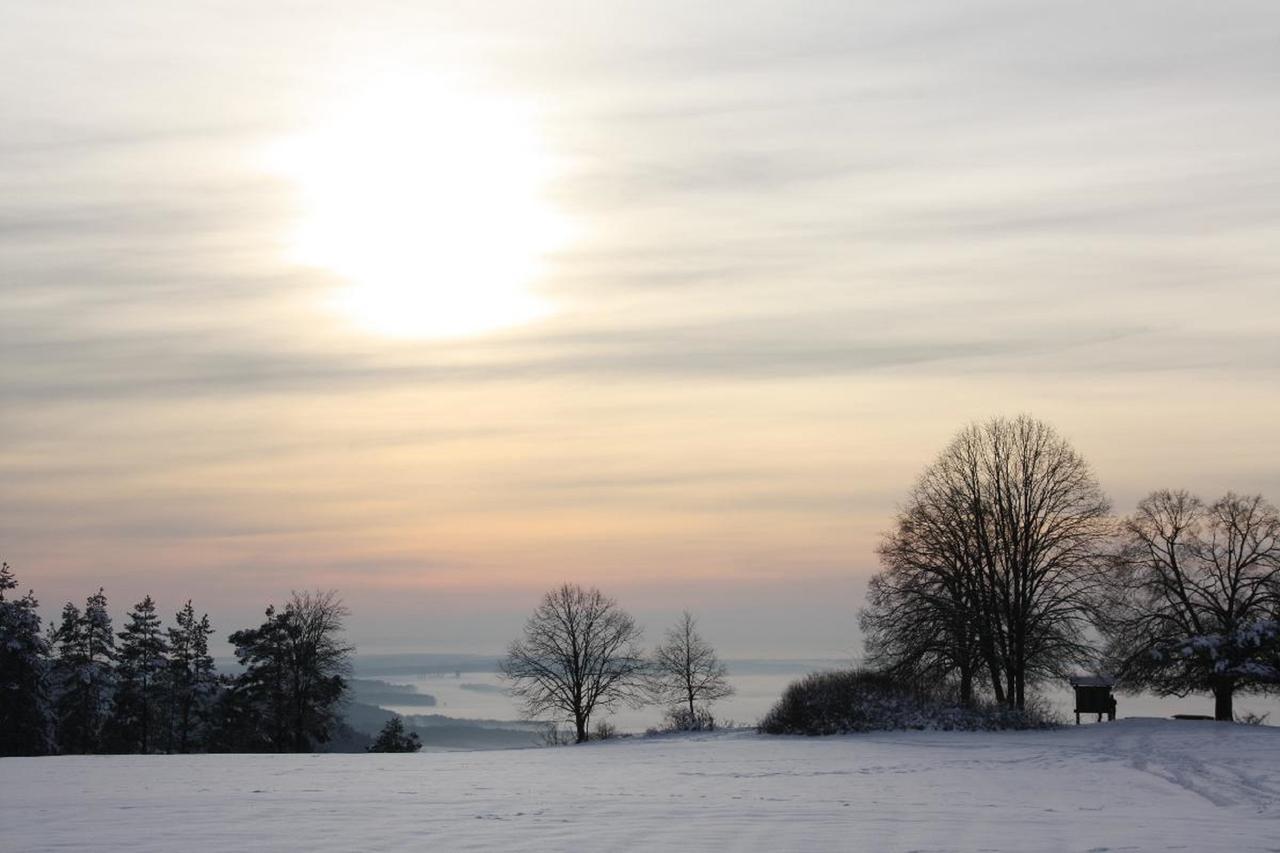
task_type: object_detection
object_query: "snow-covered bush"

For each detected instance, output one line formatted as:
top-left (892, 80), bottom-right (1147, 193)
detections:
top-left (758, 669), bottom-right (1058, 735)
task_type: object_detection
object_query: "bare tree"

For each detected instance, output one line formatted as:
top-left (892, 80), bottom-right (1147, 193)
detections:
top-left (500, 584), bottom-right (648, 743)
top-left (862, 416), bottom-right (1112, 710)
top-left (649, 612), bottom-right (734, 729)
top-left (1103, 491), bottom-right (1280, 720)
top-left (281, 590), bottom-right (354, 752)
top-left (863, 489), bottom-right (988, 706)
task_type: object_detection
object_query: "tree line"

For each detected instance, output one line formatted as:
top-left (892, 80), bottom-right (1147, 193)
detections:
top-left (0, 573), bottom-right (352, 757)
top-left (8, 413), bottom-right (1271, 753)
top-left (861, 415), bottom-right (1280, 721)
top-left (2, 570), bottom-right (733, 754)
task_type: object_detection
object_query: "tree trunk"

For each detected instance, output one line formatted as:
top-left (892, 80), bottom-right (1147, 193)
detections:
top-left (1213, 680), bottom-right (1234, 722)
top-left (988, 667), bottom-right (1006, 706)
top-left (180, 700), bottom-right (191, 753)
top-left (958, 665), bottom-right (973, 708)
top-left (575, 713), bottom-right (588, 743)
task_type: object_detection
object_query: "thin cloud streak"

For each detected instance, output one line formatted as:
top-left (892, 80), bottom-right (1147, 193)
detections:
top-left (2, 0), bottom-right (1279, 655)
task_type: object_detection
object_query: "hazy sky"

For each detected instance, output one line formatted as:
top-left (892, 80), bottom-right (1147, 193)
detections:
top-left (3, 1), bottom-right (1279, 657)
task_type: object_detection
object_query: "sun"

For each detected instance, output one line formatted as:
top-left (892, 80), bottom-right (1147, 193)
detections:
top-left (267, 77), bottom-right (569, 339)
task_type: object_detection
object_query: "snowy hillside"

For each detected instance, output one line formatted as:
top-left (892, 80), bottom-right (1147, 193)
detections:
top-left (3, 719), bottom-right (1277, 852)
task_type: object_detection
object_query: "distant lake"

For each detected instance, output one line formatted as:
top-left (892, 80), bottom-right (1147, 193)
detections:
top-left (360, 661), bottom-right (837, 732)
top-left (358, 658), bottom-right (1280, 732)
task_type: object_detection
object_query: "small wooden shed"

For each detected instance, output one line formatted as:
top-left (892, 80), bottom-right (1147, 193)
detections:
top-left (1068, 675), bottom-right (1117, 724)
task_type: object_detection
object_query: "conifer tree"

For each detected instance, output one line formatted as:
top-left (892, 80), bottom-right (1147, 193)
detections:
top-left (0, 563), bottom-right (55, 756)
top-left (51, 589), bottom-right (115, 753)
top-left (166, 600), bottom-right (217, 752)
top-left (224, 604), bottom-right (291, 750)
top-left (108, 596), bottom-right (169, 753)
top-left (224, 591), bottom-right (352, 752)
top-left (367, 715), bottom-right (422, 753)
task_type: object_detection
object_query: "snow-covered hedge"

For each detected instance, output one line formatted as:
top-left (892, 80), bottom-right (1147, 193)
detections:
top-left (758, 669), bottom-right (1057, 735)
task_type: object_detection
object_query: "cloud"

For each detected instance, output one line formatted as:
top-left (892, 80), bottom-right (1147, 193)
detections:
top-left (3, 0), bottom-right (1280, 654)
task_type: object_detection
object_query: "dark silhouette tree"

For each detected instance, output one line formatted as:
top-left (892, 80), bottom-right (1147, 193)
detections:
top-left (50, 589), bottom-right (116, 753)
top-left (862, 416), bottom-right (1112, 709)
top-left (500, 584), bottom-right (648, 743)
top-left (649, 611), bottom-right (733, 729)
top-left (863, 489), bottom-right (988, 706)
top-left (368, 715), bottom-right (422, 753)
top-left (165, 600), bottom-right (217, 753)
top-left (108, 596), bottom-right (169, 753)
top-left (0, 563), bottom-right (55, 756)
top-left (1103, 491), bottom-right (1280, 720)
top-left (225, 590), bottom-right (353, 752)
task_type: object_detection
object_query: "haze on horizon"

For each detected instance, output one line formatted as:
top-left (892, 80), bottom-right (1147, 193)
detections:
top-left (2, 1), bottom-right (1278, 658)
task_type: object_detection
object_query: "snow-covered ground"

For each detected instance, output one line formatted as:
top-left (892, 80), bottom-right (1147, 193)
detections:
top-left (3, 719), bottom-right (1277, 852)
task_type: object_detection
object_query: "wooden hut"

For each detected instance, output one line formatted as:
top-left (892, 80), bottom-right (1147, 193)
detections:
top-left (1068, 675), bottom-right (1117, 724)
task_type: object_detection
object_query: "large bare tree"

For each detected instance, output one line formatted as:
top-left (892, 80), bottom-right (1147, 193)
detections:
top-left (649, 611), bottom-right (734, 728)
top-left (863, 492), bottom-right (987, 705)
top-left (1103, 491), bottom-right (1280, 720)
top-left (862, 415), bottom-right (1112, 709)
top-left (500, 584), bottom-right (648, 743)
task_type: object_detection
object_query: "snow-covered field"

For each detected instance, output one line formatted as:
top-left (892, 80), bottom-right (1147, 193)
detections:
top-left (3, 719), bottom-right (1277, 852)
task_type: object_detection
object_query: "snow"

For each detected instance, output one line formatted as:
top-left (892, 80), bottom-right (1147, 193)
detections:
top-left (2, 718), bottom-right (1278, 852)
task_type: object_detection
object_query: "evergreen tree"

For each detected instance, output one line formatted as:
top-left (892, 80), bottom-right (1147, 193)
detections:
top-left (207, 671), bottom-right (265, 753)
top-left (223, 591), bottom-right (352, 752)
top-left (50, 602), bottom-right (87, 751)
top-left (0, 563), bottom-right (55, 756)
top-left (224, 605), bottom-right (291, 751)
top-left (108, 596), bottom-right (169, 753)
top-left (50, 589), bottom-right (115, 753)
top-left (165, 601), bottom-right (217, 753)
top-left (367, 715), bottom-right (422, 753)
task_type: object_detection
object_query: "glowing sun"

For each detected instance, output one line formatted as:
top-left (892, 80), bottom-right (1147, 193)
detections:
top-left (269, 78), bottom-right (569, 339)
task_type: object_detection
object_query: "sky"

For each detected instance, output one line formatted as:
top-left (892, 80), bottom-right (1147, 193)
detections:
top-left (2, 1), bottom-right (1279, 658)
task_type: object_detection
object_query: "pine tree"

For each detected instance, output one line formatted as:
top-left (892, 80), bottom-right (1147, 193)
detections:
top-left (50, 602), bottom-right (87, 752)
top-left (224, 604), bottom-right (292, 751)
top-left (165, 601), bottom-right (217, 753)
top-left (223, 592), bottom-right (352, 752)
top-left (108, 596), bottom-right (169, 753)
top-left (51, 589), bottom-right (116, 753)
top-left (0, 563), bottom-right (55, 756)
top-left (367, 715), bottom-right (422, 753)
